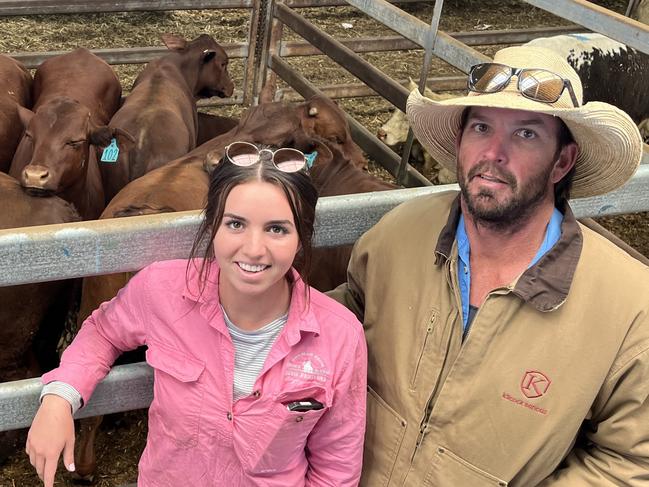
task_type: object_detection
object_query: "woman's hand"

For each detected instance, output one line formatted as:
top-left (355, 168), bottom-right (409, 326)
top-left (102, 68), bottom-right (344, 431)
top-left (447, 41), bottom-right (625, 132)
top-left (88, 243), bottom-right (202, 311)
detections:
top-left (25, 394), bottom-right (76, 487)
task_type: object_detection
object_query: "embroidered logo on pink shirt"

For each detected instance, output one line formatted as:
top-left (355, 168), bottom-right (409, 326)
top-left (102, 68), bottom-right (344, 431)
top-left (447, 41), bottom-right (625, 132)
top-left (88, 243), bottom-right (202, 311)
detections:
top-left (286, 352), bottom-right (329, 382)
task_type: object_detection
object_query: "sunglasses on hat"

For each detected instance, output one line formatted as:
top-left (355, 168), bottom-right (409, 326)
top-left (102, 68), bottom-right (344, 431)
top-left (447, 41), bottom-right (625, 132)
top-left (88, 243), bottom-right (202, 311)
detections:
top-left (468, 62), bottom-right (580, 108)
top-left (224, 141), bottom-right (316, 173)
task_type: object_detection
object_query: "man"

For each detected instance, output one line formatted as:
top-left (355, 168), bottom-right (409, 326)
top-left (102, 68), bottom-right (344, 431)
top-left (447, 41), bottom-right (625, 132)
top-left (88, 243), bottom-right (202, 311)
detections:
top-left (330, 45), bottom-right (649, 485)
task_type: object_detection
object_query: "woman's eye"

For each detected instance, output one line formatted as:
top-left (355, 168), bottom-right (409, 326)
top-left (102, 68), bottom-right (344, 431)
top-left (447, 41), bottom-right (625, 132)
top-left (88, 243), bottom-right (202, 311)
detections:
top-left (225, 220), bottom-right (243, 230)
top-left (268, 225), bottom-right (288, 235)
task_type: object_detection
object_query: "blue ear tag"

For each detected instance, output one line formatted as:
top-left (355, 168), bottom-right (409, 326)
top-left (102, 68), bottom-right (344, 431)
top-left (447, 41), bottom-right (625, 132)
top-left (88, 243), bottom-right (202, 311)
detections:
top-left (304, 151), bottom-right (317, 169)
top-left (100, 138), bottom-right (119, 163)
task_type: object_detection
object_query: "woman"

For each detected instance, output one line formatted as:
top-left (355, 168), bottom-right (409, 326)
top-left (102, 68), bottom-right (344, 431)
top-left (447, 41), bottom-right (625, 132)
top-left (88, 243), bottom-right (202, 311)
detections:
top-left (26, 142), bottom-right (367, 487)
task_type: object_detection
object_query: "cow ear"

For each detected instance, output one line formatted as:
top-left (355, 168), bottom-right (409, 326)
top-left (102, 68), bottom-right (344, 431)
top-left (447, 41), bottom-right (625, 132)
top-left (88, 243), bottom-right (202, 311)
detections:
top-left (17, 105), bottom-right (34, 128)
top-left (202, 50), bottom-right (216, 63)
top-left (112, 128), bottom-right (136, 153)
top-left (88, 126), bottom-right (114, 148)
top-left (310, 139), bottom-right (333, 165)
top-left (204, 149), bottom-right (224, 174)
top-left (161, 33), bottom-right (188, 51)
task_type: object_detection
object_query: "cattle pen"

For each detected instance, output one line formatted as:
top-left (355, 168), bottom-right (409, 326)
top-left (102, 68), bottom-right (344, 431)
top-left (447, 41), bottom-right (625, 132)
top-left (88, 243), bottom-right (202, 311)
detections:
top-left (0, 0), bottom-right (649, 483)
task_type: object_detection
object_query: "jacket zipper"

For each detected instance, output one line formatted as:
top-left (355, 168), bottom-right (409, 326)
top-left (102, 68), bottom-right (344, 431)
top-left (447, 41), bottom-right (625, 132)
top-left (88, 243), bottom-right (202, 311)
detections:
top-left (463, 286), bottom-right (512, 344)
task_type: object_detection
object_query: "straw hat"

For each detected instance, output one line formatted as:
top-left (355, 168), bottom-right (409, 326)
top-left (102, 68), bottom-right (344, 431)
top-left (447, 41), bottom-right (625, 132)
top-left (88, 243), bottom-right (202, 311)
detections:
top-left (406, 45), bottom-right (643, 198)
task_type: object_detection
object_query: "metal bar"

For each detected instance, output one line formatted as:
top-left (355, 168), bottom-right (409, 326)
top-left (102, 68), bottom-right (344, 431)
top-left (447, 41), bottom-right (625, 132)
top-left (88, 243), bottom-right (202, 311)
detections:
top-left (7, 26), bottom-right (585, 70)
top-left (258, 1), bottom-right (286, 104)
top-left (524, 0), bottom-right (649, 55)
top-left (4, 26), bottom-right (584, 70)
top-left (10, 44), bottom-right (249, 70)
top-left (0, 164), bottom-right (649, 287)
top-left (625, 0), bottom-right (639, 17)
top-left (344, 0), bottom-right (489, 72)
top-left (399, 0), bottom-right (444, 185)
top-left (245, 0), bottom-right (264, 106)
top-left (285, 0), bottom-right (422, 5)
top-left (0, 363), bottom-right (153, 432)
top-left (0, 0), bottom-right (252, 15)
top-left (275, 2), bottom-right (410, 109)
top-left (280, 26), bottom-right (589, 57)
top-left (268, 53), bottom-right (429, 186)
top-left (276, 76), bottom-right (466, 101)
top-left (196, 94), bottom-right (245, 107)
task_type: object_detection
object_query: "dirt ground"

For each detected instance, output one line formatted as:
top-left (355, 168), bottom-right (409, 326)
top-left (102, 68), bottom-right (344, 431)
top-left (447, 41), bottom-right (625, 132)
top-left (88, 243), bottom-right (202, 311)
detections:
top-left (0, 1), bottom-right (647, 485)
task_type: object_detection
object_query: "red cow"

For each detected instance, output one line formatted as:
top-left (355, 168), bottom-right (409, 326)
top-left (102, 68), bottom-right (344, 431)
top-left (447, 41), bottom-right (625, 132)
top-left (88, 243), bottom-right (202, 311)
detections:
top-left (0, 172), bottom-right (80, 462)
top-left (296, 95), bottom-right (367, 170)
top-left (100, 34), bottom-right (235, 202)
top-left (308, 141), bottom-right (397, 291)
top-left (9, 48), bottom-right (127, 220)
top-left (0, 55), bottom-right (32, 173)
top-left (196, 112), bottom-right (239, 146)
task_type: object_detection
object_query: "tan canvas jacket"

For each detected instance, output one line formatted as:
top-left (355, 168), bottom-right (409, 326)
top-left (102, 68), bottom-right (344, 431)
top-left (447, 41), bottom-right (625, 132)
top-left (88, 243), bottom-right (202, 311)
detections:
top-left (329, 191), bottom-right (649, 486)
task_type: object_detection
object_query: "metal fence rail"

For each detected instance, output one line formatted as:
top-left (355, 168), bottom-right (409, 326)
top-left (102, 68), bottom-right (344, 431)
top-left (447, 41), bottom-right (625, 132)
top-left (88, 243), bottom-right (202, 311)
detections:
top-left (2, 167), bottom-right (649, 431)
top-left (2, 0), bottom-right (649, 434)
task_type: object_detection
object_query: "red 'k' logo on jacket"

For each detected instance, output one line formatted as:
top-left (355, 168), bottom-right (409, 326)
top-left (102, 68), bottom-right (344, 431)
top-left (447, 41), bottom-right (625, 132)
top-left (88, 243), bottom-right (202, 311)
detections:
top-left (520, 370), bottom-right (551, 399)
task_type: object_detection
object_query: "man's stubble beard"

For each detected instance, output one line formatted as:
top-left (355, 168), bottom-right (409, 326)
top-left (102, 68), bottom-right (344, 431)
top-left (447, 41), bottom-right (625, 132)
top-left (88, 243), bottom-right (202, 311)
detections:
top-left (457, 160), bottom-right (554, 231)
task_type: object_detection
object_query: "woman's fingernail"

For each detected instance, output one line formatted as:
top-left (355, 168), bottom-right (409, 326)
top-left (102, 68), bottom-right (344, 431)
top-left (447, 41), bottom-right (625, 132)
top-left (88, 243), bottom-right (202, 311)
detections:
top-left (67, 463), bottom-right (75, 472)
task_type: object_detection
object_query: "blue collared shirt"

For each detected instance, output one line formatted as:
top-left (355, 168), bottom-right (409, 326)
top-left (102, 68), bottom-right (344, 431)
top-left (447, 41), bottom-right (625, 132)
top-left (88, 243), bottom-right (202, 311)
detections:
top-left (456, 208), bottom-right (564, 330)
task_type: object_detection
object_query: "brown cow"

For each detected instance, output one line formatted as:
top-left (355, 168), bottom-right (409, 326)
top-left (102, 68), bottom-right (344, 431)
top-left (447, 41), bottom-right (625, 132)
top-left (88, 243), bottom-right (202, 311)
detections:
top-left (196, 111), bottom-right (239, 146)
top-left (100, 34), bottom-right (235, 202)
top-left (296, 95), bottom-right (367, 170)
top-left (9, 48), bottom-right (126, 220)
top-left (308, 141), bottom-right (397, 291)
top-left (0, 172), bottom-right (80, 462)
top-left (0, 55), bottom-right (32, 173)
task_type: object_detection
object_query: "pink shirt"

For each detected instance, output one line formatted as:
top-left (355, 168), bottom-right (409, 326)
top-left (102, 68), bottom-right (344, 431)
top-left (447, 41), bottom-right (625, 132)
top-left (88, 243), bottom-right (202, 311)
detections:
top-left (43, 259), bottom-right (367, 486)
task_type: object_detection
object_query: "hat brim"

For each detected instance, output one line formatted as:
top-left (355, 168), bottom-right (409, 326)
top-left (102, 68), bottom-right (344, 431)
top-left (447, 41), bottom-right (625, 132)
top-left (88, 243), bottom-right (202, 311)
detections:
top-left (406, 89), bottom-right (643, 198)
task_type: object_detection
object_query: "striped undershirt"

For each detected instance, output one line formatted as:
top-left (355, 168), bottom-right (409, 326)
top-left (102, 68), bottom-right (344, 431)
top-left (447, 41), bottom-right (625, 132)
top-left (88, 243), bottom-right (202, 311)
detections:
top-left (222, 306), bottom-right (288, 402)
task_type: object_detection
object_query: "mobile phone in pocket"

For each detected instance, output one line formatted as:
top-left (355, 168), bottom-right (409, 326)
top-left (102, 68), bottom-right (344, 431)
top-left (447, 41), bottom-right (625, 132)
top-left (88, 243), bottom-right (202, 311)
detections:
top-left (284, 398), bottom-right (324, 412)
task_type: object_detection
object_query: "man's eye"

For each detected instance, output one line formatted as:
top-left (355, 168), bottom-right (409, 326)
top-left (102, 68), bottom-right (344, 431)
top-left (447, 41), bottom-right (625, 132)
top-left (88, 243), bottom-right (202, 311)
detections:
top-left (518, 129), bottom-right (537, 139)
top-left (473, 123), bottom-right (488, 133)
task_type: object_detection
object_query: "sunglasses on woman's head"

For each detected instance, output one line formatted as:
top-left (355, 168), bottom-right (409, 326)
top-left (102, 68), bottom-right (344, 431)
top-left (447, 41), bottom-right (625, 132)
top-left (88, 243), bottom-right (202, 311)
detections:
top-left (224, 141), bottom-right (316, 173)
top-left (468, 62), bottom-right (580, 108)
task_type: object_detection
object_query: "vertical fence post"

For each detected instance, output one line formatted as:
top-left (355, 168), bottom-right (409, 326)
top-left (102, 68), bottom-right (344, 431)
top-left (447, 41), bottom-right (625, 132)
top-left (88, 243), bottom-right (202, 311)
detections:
top-left (397, 0), bottom-right (445, 186)
top-left (259, 1), bottom-right (285, 103)
top-left (249, 0), bottom-right (276, 105)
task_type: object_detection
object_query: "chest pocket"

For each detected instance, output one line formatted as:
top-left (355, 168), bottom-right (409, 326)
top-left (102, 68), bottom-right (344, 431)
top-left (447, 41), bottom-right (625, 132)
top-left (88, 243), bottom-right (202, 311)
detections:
top-left (410, 309), bottom-right (439, 390)
top-left (146, 343), bottom-right (206, 448)
top-left (242, 387), bottom-right (328, 474)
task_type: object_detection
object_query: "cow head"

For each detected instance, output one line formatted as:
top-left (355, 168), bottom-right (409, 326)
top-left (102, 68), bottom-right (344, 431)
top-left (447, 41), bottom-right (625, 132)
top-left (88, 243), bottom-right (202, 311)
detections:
top-left (298, 95), bottom-right (367, 170)
top-left (161, 33), bottom-right (235, 99)
top-left (17, 98), bottom-right (133, 195)
top-left (203, 102), bottom-right (322, 173)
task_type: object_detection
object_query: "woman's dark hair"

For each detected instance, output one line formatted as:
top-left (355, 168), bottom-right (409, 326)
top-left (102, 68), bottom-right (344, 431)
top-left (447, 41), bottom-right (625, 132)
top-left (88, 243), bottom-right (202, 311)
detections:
top-left (187, 144), bottom-right (319, 297)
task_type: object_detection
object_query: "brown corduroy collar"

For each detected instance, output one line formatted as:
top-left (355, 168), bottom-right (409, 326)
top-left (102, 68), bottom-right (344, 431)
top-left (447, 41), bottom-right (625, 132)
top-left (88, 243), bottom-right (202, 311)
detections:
top-left (434, 195), bottom-right (583, 312)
